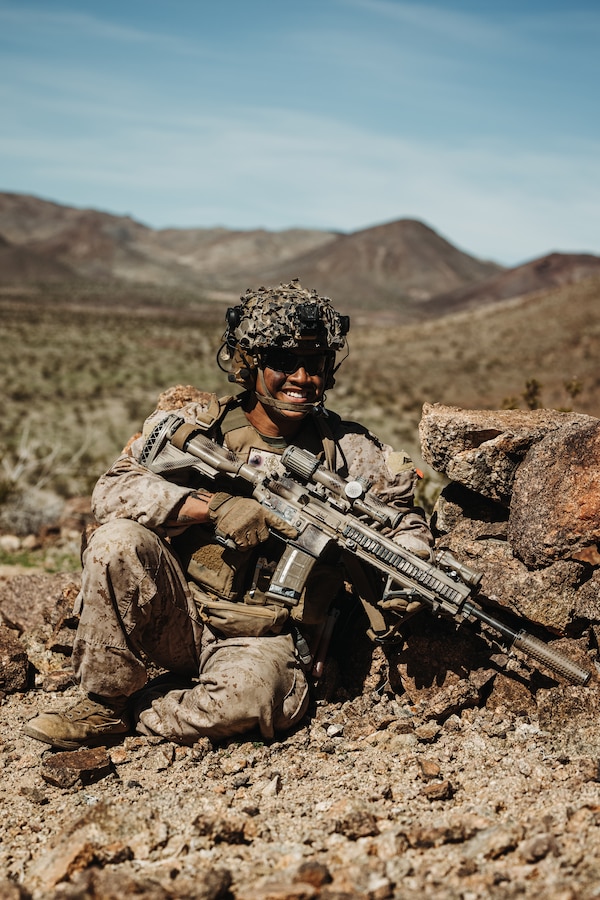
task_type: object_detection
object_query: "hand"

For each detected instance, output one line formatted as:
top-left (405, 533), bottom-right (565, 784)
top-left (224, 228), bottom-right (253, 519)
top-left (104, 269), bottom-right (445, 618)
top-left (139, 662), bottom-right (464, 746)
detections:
top-left (395, 536), bottom-right (433, 562)
top-left (380, 594), bottom-right (425, 617)
top-left (208, 492), bottom-right (298, 550)
top-left (384, 537), bottom-right (432, 617)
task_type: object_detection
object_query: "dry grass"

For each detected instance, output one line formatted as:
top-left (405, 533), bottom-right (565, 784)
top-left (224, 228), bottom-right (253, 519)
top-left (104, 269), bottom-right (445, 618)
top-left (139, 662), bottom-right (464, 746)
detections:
top-left (0, 287), bottom-right (225, 498)
top-left (340, 277), bottom-right (600, 450)
top-left (1, 276), bottom-right (599, 502)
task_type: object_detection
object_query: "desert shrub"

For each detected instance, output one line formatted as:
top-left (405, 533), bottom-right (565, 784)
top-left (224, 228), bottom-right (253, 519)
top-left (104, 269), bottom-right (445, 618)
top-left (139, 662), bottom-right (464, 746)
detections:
top-left (2, 276), bottom-right (598, 502)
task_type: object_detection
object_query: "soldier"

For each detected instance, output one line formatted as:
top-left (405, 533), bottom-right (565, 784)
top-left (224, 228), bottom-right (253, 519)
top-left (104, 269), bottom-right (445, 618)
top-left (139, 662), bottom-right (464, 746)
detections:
top-left (23, 281), bottom-right (432, 749)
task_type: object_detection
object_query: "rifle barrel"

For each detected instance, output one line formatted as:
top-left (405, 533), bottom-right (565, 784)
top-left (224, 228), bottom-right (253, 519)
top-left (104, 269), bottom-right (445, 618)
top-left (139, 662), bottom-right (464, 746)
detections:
top-left (463, 601), bottom-right (590, 686)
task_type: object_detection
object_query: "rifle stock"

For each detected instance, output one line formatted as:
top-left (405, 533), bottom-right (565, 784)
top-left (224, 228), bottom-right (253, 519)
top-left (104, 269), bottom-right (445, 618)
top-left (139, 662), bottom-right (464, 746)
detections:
top-left (140, 414), bottom-right (592, 687)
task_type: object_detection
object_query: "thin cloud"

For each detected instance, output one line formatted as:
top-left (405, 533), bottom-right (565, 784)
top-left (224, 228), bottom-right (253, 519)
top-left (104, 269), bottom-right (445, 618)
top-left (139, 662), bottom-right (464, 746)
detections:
top-left (341, 0), bottom-right (509, 45)
top-left (2, 103), bottom-right (597, 263)
top-left (0, 1), bottom-right (597, 264)
top-left (0, 4), bottom-right (204, 55)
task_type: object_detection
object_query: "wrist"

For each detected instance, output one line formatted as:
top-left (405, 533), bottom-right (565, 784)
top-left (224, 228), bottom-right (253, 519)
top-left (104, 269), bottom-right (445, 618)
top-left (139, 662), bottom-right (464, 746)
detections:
top-left (167, 490), bottom-right (213, 527)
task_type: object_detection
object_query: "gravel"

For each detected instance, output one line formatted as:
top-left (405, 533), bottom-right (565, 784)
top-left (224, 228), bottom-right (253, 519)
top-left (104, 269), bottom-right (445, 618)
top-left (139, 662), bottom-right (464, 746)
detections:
top-left (2, 660), bottom-right (600, 899)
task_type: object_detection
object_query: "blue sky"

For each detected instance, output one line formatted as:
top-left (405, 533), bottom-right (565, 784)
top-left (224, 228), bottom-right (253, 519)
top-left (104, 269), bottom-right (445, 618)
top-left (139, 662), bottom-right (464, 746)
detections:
top-left (1, 0), bottom-right (598, 266)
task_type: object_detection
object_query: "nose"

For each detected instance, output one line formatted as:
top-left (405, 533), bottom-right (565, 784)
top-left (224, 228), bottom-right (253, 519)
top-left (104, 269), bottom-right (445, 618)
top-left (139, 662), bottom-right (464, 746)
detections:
top-left (288, 364), bottom-right (311, 381)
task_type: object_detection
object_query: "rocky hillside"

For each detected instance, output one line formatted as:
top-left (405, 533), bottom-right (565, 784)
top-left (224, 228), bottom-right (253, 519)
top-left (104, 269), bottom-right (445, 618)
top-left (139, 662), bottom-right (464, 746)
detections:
top-left (0, 233), bottom-right (74, 285)
top-left (213, 218), bottom-right (503, 311)
top-left (0, 192), bottom-right (338, 290)
top-left (422, 251), bottom-right (600, 318)
top-left (0, 192), bottom-right (501, 309)
top-left (246, 219), bottom-right (502, 307)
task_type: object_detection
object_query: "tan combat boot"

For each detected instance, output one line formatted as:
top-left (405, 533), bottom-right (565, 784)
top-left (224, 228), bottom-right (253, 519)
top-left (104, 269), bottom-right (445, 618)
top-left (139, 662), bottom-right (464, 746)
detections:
top-left (22, 694), bottom-right (130, 750)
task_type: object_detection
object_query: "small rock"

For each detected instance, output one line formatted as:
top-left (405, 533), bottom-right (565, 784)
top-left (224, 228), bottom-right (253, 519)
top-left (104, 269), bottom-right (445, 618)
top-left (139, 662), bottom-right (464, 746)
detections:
top-left (464, 823), bottom-right (525, 860)
top-left (414, 722), bottom-right (441, 743)
top-left (220, 755), bottom-right (248, 775)
top-left (519, 832), bottom-right (558, 863)
top-left (147, 744), bottom-right (175, 772)
top-left (575, 758), bottom-right (600, 783)
top-left (19, 785), bottom-right (49, 805)
top-left (41, 670), bottom-right (74, 692)
top-left (0, 880), bottom-right (31, 899)
top-left (421, 779), bottom-right (454, 801)
top-left (417, 758), bottom-right (442, 780)
top-left (331, 800), bottom-right (380, 839)
top-left (262, 774), bottom-right (282, 796)
top-left (41, 747), bottom-right (113, 789)
top-left (213, 813), bottom-right (250, 845)
top-left (107, 746), bottom-right (128, 765)
top-left (0, 625), bottom-right (29, 693)
top-left (293, 860), bottom-right (332, 888)
top-left (0, 535), bottom-right (21, 552)
top-left (241, 878), bottom-right (317, 899)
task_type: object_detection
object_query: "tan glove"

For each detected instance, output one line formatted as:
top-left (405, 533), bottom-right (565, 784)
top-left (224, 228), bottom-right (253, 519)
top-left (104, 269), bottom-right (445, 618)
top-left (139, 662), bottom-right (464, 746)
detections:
top-left (208, 492), bottom-right (298, 550)
top-left (380, 593), bottom-right (424, 617)
top-left (394, 535), bottom-right (433, 562)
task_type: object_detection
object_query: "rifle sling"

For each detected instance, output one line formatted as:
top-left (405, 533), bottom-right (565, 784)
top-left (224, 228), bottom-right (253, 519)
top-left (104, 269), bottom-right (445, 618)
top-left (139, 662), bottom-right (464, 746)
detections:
top-left (342, 553), bottom-right (400, 642)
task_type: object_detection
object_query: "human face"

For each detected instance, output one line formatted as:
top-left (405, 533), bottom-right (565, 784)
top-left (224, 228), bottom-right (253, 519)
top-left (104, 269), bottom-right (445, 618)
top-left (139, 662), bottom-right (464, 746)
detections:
top-left (258, 347), bottom-right (327, 419)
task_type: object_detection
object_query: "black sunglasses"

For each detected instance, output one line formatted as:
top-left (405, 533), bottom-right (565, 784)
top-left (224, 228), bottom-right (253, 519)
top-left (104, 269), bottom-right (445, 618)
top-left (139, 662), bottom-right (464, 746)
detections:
top-left (261, 348), bottom-right (328, 376)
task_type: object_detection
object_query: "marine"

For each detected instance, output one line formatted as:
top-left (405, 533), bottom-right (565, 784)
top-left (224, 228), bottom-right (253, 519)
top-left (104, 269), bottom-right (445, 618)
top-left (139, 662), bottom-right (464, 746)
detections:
top-left (23, 280), bottom-right (433, 749)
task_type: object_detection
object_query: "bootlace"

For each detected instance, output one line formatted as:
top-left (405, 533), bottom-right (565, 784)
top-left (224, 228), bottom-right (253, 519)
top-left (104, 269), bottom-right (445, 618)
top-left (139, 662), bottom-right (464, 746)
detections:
top-left (63, 697), bottom-right (118, 721)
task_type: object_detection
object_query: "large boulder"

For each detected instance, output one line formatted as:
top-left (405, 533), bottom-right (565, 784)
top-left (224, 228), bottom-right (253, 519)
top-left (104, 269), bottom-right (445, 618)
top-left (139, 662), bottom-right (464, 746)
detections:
top-left (419, 404), bottom-right (599, 696)
top-left (435, 525), bottom-right (588, 634)
top-left (509, 420), bottom-right (600, 567)
top-left (419, 404), bottom-right (596, 505)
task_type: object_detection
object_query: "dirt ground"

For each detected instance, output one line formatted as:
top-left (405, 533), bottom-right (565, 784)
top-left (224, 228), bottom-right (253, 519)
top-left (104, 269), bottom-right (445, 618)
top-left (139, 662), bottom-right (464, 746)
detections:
top-left (1, 566), bottom-right (600, 900)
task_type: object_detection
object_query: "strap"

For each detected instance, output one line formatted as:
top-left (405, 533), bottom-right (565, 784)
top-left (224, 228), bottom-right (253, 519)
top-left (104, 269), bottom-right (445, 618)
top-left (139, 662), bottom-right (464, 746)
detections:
top-left (220, 402), bottom-right (251, 436)
top-left (192, 394), bottom-right (226, 428)
top-left (342, 553), bottom-right (401, 642)
top-left (187, 393), bottom-right (246, 438)
top-left (313, 411), bottom-right (339, 472)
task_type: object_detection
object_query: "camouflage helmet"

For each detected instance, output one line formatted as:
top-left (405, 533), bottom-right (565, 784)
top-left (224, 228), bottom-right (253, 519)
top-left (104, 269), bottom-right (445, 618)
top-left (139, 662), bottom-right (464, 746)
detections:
top-left (218, 280), bottom-right (350, 393)
top-left (224, 280), bottom-right (349, 353)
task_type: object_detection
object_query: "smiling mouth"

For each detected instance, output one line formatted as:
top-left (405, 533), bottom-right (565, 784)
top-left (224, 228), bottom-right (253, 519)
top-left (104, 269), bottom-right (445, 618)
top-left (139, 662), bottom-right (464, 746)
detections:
top-left (281, 388), bottom-right (313, 403)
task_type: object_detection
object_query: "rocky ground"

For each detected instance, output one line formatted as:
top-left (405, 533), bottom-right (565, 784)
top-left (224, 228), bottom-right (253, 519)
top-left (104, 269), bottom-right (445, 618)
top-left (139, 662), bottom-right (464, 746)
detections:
top-left (1, 564), bottom-right (600, 900)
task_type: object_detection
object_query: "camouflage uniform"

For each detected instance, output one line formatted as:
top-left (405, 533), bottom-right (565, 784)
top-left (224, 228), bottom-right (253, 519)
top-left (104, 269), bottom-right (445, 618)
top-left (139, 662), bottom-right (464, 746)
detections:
top-left (73, 390), bottom-right (432, 745)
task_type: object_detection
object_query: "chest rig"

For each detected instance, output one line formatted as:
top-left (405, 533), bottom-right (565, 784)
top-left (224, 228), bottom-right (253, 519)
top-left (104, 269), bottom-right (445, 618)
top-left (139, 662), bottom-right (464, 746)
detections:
top-left (171, 394), bottom-right (347, 638)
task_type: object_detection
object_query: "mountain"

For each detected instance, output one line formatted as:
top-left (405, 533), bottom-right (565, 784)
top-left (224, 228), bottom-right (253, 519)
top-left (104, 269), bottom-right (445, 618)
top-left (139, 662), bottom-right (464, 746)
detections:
top-left (0, 233), bottom-right (76, 285)
top-left (0, 191), bottom-right (598, 323)
top-left (0, 192), bottom-right (338, 289)
top-left (422, 251), bottom-right (600, 318)
top-left (0, 193), bottom-right (499, 307)
top-left (234, 218), bottom-right (503, 311)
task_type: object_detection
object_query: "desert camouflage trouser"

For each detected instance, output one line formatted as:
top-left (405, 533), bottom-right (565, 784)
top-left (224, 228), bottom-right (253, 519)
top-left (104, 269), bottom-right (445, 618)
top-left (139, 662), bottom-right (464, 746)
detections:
top-left (73, 519), bottom-right (309, 744)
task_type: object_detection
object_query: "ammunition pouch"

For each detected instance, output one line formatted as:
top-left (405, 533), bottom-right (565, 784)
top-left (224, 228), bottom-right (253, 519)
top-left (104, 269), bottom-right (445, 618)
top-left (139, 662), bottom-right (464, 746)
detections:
top-left (174, 525), bottom-right (345, 638)
top-left (188, 582), bottom-right (290, 638)
top-left (180, 526), bottom-right (254, 601)
top-left (173, 527), bottom-right (289, 638)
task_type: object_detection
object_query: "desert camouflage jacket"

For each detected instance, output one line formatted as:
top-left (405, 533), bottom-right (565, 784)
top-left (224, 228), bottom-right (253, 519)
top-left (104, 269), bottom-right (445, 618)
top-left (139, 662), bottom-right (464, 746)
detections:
top-left (91, 388), bottom-right (432, 556)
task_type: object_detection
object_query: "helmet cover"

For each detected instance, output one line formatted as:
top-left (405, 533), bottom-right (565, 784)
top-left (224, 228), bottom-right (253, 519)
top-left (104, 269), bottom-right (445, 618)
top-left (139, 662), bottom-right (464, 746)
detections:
top-left (226, 280), bottom-right (349, 353)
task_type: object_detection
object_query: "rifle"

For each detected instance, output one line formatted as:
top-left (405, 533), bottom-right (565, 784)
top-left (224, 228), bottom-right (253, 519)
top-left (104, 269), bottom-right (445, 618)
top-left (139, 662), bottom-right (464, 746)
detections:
top-left (139, 413), bottom-right (591, 687)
